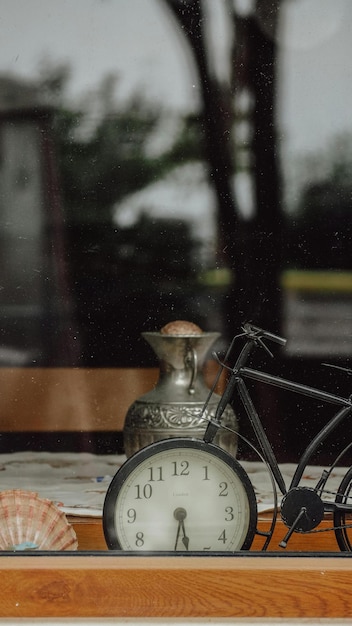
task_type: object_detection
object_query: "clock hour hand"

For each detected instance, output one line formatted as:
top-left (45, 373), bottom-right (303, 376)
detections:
top-left (174, 508), bottom-right (189, 551)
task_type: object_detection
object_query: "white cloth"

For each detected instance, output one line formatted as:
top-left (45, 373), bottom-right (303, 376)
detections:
top-left (0, 452), bottom-right (347, 517)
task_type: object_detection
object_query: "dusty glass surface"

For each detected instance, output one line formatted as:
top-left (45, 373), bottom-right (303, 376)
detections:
top-left (0, 1), bottom-right (351, 554)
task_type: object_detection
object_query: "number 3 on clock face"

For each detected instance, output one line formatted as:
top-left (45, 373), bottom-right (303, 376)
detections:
top-left (103, 438), bottom-right (257, 552)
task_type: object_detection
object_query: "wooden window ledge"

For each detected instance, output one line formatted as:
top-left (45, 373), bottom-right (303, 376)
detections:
top-left (0, 553), bottom-right (351, 618)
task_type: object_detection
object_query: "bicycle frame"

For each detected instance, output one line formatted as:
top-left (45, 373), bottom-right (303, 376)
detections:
top-left (239, 366), bottom-right (352, 493)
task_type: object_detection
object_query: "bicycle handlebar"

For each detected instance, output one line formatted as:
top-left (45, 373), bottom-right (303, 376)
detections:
top-left (243, 323), bottom-right (287, 347)
top-left (204, 322), bottom-right (287, 447)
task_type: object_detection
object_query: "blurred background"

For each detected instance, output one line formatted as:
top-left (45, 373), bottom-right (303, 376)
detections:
top-left (0, 0), bottom-right (351, 460)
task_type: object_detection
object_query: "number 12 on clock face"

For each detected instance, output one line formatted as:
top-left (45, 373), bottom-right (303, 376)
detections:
top-left (103, 438), bottom-right (257, 552)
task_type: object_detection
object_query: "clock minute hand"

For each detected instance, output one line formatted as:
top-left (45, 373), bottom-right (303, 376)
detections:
top-left (174, 521), bottom-right (181, 550)
top-left (181, 520), bottom-right (189, 550)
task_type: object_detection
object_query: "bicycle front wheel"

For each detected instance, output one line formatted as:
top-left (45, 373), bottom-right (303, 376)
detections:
top-left (334, 466), bottom-right (352, 551)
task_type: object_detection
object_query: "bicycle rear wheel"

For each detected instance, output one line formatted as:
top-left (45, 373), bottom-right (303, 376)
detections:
top-left (334, 466), bottom-right (352, 551)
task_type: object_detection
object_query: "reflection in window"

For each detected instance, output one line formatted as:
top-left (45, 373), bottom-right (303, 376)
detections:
top-left (0, 1), bottom-right (351, 374)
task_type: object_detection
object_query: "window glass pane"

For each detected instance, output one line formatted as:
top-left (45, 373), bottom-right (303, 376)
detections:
top-left (0, 1), bottom-right (351, 554)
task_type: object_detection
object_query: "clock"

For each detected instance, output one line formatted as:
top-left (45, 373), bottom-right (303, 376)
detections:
top-left (103, 438), bottom-right (257, 552)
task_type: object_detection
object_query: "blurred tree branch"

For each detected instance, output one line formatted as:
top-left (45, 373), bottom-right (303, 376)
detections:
top-left (160, 0), bottom-right (283, 331)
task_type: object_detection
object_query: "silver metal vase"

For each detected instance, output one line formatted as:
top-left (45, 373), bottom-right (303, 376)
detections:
top-left (123, 330), bottom-right (238, 458)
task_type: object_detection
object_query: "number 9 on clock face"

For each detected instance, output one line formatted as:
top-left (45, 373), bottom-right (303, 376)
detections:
top-left (103, 438), bottom-right (257, 552)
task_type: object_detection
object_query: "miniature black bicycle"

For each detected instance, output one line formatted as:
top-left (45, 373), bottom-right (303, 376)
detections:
top-left (203, 322), bottom-right (352, 551)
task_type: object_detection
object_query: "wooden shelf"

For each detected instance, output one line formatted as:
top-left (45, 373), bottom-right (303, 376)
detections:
top-left (1, 553), bottom-right (352, 618)
top-left (0, 516), bottom-right (345, 618)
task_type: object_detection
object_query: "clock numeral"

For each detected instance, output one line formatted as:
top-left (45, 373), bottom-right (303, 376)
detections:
top-left (135, 532), bottom-right (144, 547)
top-left (172, 460), bottom-right (189, 476)
top-left (219, 481), bottom-right (228, 496)
top-left (147, 466), bottom-right (164, 482)
top-left (218, 530), bottom-right (227, 544)
top-left (203, 465), bottom-right (210, 480)
top-left (127, 508), bottom-right (136, 523)
top-left (135, 484), bottom-right (153, 499)
top-left (225, 506), bottom-right (234, 521)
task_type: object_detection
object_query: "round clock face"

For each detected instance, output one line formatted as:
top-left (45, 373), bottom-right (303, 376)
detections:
top-left (103, 438), bottom-right (257, 552)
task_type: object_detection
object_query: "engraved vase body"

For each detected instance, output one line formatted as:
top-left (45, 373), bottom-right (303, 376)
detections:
top-left (123, 331), bottom-right (238, 458)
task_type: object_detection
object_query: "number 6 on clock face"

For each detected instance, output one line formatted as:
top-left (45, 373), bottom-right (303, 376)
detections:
top-left (103, 438), bottom-right (257, 552)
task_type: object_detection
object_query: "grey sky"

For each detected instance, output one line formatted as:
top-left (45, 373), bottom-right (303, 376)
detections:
top-left (0, 0), bottom-right (194, 110)
top-left (1, 0), bottom-right (352, 158)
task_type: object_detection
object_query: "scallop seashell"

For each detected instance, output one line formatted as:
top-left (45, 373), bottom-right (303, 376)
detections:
top-left (0, 490), bottom-right (78, 551)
